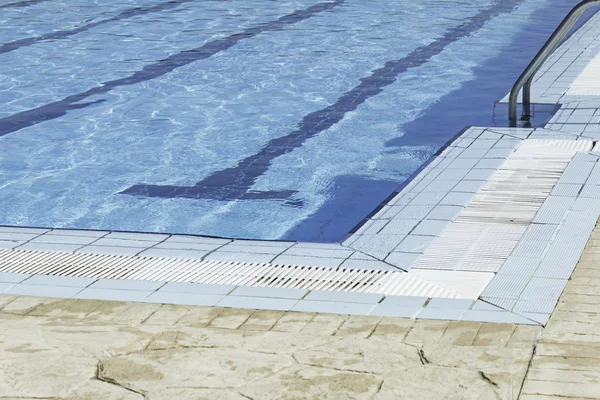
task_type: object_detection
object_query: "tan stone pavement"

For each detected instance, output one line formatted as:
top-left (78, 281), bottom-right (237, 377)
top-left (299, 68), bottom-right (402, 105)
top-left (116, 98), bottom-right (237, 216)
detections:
top-left (3, 223), bottom-right (600, 400)
top-left (520, 225), bottom-right (600, 400)
top-left (0, 294), bottom-right (538, 399)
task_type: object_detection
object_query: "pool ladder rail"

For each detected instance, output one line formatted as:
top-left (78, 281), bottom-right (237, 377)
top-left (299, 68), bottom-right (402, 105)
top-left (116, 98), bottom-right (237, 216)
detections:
top-left (509, 0), bottom-right (600, 127)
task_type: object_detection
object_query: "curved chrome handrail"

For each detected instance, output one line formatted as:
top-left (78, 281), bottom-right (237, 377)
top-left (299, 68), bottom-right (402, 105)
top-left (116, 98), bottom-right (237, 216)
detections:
top-left (509, 0), bottom-right (600, 127)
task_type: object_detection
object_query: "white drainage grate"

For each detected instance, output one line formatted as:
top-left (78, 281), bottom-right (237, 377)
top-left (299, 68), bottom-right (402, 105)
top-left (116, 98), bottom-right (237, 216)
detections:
top-left (0, 249), bottom-right (460, 297)
top-left (408, 269), bottom-right (495, 299)
top-left (414, 140), bottom-right (593, 272)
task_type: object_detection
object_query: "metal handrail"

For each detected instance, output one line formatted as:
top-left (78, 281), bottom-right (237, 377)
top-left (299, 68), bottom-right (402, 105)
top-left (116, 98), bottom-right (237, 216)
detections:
top-left (509, 0), bottom-right (600, 126)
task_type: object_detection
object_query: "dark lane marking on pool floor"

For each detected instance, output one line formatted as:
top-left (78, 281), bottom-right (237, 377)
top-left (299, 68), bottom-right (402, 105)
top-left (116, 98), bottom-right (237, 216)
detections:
top-left (0, 0), bottom-right (345, 137)
top-left (122, 0), bottom-right (525, 202)
top-left (0, 0), bottom-right (52, 9)
top-left (0, 0), bottom-right (196, 55)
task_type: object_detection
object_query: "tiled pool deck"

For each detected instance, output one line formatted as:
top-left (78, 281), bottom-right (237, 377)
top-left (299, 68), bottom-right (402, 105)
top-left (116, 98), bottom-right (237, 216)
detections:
top-left (2, 10), bottom-right (600, 331)
top-left (2, 217), bottom-right (600, 398)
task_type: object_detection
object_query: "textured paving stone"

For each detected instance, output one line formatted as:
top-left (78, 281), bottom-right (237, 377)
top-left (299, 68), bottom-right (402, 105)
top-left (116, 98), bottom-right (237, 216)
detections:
top-left (370, 317), bottom-right (414, 342)
top-left (335, 315), bottom-right (382, 339)
top-left (56, 299), bottom-right (105, 319)
top-left (293, 336), bottom-right (421, 374)
top-left (520, 220), bottom-right (600, 399)
top-left (436, 321), bottom-right (481, 346)
top-left (243, 366), bottom-right (382, 400)
top-left (472, 323), bottom-right (516, 347)
top-left (522, 379), bottom-right (600, 399)
top-left (1, 296), bottom-right (65, 315)
top-left (403, 319), bottom-right (450, 347)
top-left (270, 311), bottom-right (315, 333)
top-left (239, 310), bottom-right (285, 331)
top-left (507, 325), bottom-right (542, 348)
top-left (375, 366), bottom-right (509, 399)
top-left (208, 308), bottom-right (254, 330)
top-left (300, 313), bottom-right (348, 336)
top-left (0, 294), bottom-right (540, 400)
top-left (26, 298), bottom-right (77, 317)
top-left (111, 302), bottom-right (162, 325)
top-left (82, 300), bottom-right (132, 322)
top-left (0, 294), bottom-right (17, 309)
top-left (143, 304), bottom-right (190, 326)
top-left (176, 306), bottom-right (223, 328)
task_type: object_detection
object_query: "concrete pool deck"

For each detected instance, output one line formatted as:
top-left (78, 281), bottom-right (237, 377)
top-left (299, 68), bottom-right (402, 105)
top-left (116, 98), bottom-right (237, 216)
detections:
top-left (2, 221), bottom-right (600, 399)
top-left (2, 7), bottom-right (600, 400)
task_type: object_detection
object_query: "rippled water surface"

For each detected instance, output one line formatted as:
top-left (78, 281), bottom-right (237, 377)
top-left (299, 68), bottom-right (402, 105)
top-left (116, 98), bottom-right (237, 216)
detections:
top-left (0, 0), bottom-right (583, 241)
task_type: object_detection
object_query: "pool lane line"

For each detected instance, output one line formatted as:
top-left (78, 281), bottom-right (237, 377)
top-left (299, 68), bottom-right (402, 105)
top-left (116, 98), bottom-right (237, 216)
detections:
top-left (122, 0), bottom-right (525, 202)
top-left (0, 0), bottom-right (196, 55)
top-left (0, 0), bottom-right (52, 9)
top-left (0, 0), bottom-right (345, 138)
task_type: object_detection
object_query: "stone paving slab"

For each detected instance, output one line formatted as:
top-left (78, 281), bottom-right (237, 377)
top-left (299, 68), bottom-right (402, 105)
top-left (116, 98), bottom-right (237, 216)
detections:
top-left (0, 292), bottom-right (539, 400)
top-left (520, 220), bottom-right (600, 400)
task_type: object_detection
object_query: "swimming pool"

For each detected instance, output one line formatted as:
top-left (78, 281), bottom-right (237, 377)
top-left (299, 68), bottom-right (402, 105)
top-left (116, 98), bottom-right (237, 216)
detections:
top-left (0, 0), bottom-right (583, 241)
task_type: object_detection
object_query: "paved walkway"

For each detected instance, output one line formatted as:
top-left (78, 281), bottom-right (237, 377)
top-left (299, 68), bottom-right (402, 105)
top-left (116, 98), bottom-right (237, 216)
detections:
top-left (520, 221), bottom-right (600, 399)
top-left (2, 221), bottom-right (600, 399)
top-left (0, 295), bottom-right (538, 399)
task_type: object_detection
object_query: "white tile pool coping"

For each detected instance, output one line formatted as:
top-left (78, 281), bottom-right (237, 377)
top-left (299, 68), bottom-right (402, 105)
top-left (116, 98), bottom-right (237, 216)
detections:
top-left (3, 11), bottom-right (600, 326)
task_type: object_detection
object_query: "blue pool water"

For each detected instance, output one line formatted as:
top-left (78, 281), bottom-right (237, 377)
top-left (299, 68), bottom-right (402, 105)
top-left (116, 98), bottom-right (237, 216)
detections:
top-left (0, 0), bottom-right (584, 241)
